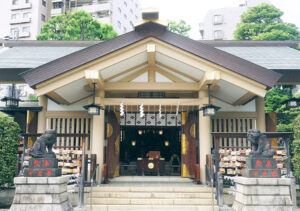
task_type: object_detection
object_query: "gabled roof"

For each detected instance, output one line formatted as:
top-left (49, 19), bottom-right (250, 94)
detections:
top-left (21, 22), bottom-right (281, 88)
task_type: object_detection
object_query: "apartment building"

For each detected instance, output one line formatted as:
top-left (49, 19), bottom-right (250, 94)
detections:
top-left (199, 0), bottom-right (270, 40)
top-left (5, 0), bottom-right (51, 40)
top-left (51, 0), bottom-right (142, 35)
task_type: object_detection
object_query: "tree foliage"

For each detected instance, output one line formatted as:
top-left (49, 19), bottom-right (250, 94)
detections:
top-left (234, 3), bottom-right (299, 40)
top-left (168, 20), bottom-right (191, 37)
top-left (37, 10), bottom-right (118, 40)
top-left (292, 114), bottom-right (300, 180)
top-left (0, 113), bottom-right (20, 188)
top-left (264, 87), bottom-right (300, 132)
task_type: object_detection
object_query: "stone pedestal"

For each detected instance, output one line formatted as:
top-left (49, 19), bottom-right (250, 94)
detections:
top-left (10, 176), bottom-right (72, 211)
top-left (24, 158), bottom-right (61, 177)
top-left (243, 156), bottom-right (280, 178)
top-left (233, 177), bottom-right (293, 211)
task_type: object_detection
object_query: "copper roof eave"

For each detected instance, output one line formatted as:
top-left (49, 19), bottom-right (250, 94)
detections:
top-left (20, 22), bottom-right (282, 89)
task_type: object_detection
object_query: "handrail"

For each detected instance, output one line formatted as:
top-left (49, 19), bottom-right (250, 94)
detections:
top-left (90, 164), bottom-right (99, 209)
top-left (206, 159), bottom-right (215, 211)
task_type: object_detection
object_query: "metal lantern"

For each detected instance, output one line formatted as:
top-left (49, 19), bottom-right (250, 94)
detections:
top-left (284, 97), bottom-right (299, 108)
top-left (199, 84), bottom-right (221, 117)
top-left (1, 84), bottom-right (20, 108)
top-left (83, 83), bottom-right (103, 115)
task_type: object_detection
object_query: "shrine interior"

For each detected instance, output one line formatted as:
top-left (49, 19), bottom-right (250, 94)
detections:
top-left (120, 127), bottom-right (181, 176)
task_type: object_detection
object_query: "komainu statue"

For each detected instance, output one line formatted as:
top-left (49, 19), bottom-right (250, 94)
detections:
top-left (247, 129), bottom-right (275, 157)
top-left (28, 129), bottom-right (57, 158)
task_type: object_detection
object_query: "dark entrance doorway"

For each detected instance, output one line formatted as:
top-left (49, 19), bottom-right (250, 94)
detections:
top-left (120, 127), bottom-right (181, 176)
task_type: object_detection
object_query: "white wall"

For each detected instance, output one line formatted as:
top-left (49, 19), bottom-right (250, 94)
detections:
top-left (47, 98), bottom-right (88, 111)
top-left (215, 98), bottom-right (256, 112)
top-left (0, 1), bottom-right (11, 38)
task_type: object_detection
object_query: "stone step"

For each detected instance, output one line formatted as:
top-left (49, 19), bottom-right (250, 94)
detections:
top-left (86, 204), bottom-right (219, 211)
top-left (88, 198), bottom-right (217, 205)
top-left (110, 176), bottom-right (193, 183)
top-left (90, 191), bottom-right (214, 199)
top-left (90, 186), bottom-right (213, 193)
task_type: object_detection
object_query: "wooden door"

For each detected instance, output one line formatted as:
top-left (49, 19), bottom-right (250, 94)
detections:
top-left (106, 111), bottom-right (120, 178)
top-left (181, 111), bottom-right (196, 178)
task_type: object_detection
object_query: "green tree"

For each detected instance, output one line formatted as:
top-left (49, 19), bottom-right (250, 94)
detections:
top-left (0, 113), bottom-right (20, 188)
top-left (265, 87), bottom-right (300, 132)
top-left (168, 20), bottom-right (191, 37)
top-left (234, 3), bottom-right (299, 40)
top-left (37, 11), bottom-right (118, 40)
top-left (291, 114), bottom-right (300, 179)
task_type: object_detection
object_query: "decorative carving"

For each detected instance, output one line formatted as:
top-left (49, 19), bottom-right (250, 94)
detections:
top-left (28, 130), bottom-right (57, 158)
top-left (247, 129), bottom-right (275, 157)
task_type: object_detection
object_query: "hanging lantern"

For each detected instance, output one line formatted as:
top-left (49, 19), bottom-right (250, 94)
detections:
top-left (138, 130), bottom-right (143, 135)
top-left (164, 140), bottom-right (169, 147)
top-left (199, 84), bottom-right (221, 117)
top-left (1, 84), bottom-right (20, 108)
top-left (83, 83), bottom-right (103, 115)
top-left (283, 97), bottom-right (299, 108)
top-left (159, 130), bottom-right (163, 135)
top-left (131, 140), bottom-right (136, 146)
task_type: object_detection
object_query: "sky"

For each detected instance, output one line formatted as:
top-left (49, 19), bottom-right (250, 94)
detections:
top-left (139, 0), bottom-right (300, 40)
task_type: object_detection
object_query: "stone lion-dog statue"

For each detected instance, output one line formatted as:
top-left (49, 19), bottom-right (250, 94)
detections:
top-left (28, 129), bottom-right (57, 158)
top-left (247, 129), bottom-right (275, 157)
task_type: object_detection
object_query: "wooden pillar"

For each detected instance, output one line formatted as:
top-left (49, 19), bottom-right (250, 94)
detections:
top-left (255, 96), bottom-right (266, 132)
top-left (37, 95), bottom-right (47, 133)
top-left (199, 90), bottom-right (212, 184)
top-left (91, 90), bottom-right (105, 183)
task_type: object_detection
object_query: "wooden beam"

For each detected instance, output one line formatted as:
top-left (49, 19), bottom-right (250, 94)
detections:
top-left (104, 62), bottom-right (147, 82)
top-left (104, 82), bottom-right (198, 91)
top-left (155, 66), bottom-right (185, 82)
top-left (156, 62), bottom-right (198, 82)
top-left (147, 43), bottom-right (155, 66)
top-left (84, 70), bottom-right (104, 90)
top-left (120, 66), bottom-right (149, 82)
top-left (102, 98), bottom-right (202, 106)
top-left (148, 66), bottom-right (155, 82)
top-left (199, 71), bottom-right (220, 90)
top-left (46, 91), bottom-right (70, 105)
top-left (233, 92), bottom-right (256, 106)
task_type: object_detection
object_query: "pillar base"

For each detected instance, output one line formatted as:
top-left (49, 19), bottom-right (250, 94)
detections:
top-left (10, 176), bottom-right (72, 211)
top-left (232, 177), bottom-right (292, 211)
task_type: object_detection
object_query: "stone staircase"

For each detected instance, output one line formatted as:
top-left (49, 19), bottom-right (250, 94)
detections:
top-left (86, 176), bottom-right (218, 211)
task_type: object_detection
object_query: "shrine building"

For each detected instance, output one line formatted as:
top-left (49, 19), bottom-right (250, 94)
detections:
top-left (19, 11), bottom-right (283, 184)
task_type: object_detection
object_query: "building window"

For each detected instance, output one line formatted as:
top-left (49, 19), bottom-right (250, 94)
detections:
top-left (117, 21), bottom-right (121, 28)
top-left (26, 0), bottom-right (31, 3)
top-left (214, 30), bottom-right (223, 39)
top-left (214, 15), bottom-right (223, 25)
top-left (123, 26), bottom-right (127, 33)
top-left (130, 21), bottom-right (134, 28)
top-left (53, 2), bottom-right (63, 9)
top-left (23, 12), bottom-right (31, 18)
top-left (135, 3), bottom-right (138, 8)
top-left (22, 26), bottom-right (30, 32)
top-left (10, 27), bottom-right (18, 33)
top-left (41, 14), bottom-right (45, 22)
top-left (124, 14), bottom-right (127, 19)
top-left (130, 8), bottom-right (133, 14)
top-left (124, 1), bottom-right (127, 7)
top-left (11, 14), bottom-right (19, 20)
top-left (135, 15), bottom-right (138, 20)
top-left (118, 7), bottom-right (121, 13)
top-left (12, 0), bottom-right (19, 5)
top-left (42, 0), bottom-right (46, 7)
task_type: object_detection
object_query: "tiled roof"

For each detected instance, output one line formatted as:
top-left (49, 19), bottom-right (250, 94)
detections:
top-left (217, 47), bottom-right (300, 70)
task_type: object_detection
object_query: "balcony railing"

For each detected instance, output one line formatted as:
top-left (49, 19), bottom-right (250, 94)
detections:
top-left (51, 8), bottom-right (64, 16)
top-left (10, 17), bottom-right (31, 25)
top-left (11, 3), bottom-right (32, 10)
top-left (19, 32), bottom-right (30, 38)
top-left (71, 2), bottom-right (111, 14)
